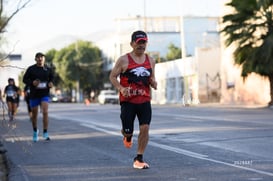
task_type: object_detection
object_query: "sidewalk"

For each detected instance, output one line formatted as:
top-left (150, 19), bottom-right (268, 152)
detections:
top-left (0, 140), bottom-right (8, 181)
top-left (0, 120), bottom-right (11, 181)
top-left (0, 105), bottom-right (31, 181)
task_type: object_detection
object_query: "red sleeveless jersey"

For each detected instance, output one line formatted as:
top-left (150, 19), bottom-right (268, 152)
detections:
top-left (119, 53), bottom-right (152, 104)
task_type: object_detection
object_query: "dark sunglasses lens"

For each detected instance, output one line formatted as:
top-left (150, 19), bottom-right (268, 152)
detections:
top-left (137, 40), bottom-right (147, 44)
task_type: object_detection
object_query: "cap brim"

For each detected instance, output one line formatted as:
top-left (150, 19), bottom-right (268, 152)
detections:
top-left (35, 53), bottom-right (45, 58)
top-left (135, 37), bottom-right (148, 43)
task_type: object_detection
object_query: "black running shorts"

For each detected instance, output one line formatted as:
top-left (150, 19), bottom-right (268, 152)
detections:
top-left (6, 97), bottom-right (19, 103)
top-left (120, 101), bottom-right (151, 134)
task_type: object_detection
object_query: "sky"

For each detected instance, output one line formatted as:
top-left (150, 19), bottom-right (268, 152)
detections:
top-left (4, 0), bottom-right (226, 55)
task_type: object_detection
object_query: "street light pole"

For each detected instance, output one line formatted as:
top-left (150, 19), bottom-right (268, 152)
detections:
top-left (143, 0), bottom-right (147, 31)
top-left (75, 42), bottom-right (81, 103)
top-left (180, 12), bottom-right (190, 106)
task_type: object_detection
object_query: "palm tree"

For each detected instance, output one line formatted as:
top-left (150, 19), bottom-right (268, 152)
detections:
top-left (221, 0), bottom-right (273, 106)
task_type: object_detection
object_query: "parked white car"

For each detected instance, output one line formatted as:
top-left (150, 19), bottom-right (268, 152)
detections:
top-left (98, 90), bottom-right (119, 104)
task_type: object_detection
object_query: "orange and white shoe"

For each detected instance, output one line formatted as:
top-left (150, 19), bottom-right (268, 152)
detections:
top-left (123, 137), bottom-right (133, 148)
top-left (133, 159), bottom-right (150, 169)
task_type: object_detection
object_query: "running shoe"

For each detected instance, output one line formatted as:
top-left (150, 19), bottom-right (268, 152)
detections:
top-left (33, 130), bottom-right (39, 142)
top-left (43, 132), bottom-right (50, 141)
top-left (9, 115), bottom-right (14, 122)
top-left (121, 130), bottom-right (133, 148)
top-left (8, 118), bottom-right (16, 128)
top-left (123, 137), bottom-right (132, 148)
top-left (133, 159), bottom-right (150, 169)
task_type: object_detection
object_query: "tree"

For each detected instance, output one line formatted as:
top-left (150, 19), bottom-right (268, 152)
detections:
top-left (52, 40), bottom-right (103, 95)
top-left (0, 0), bottom-right (31, 63)
top-left (166, 43), bottom-right (182, 61)
top-left (221, 0), bottom-right (273, 106)
top-left (44, 49), bottom-right (62, 87)
top-left (0, 0), bottom-right (31, 34)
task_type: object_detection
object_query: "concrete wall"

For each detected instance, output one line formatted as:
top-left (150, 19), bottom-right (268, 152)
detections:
top-left (151, 47), bottom-right (221, 105)
top-left (196, 47), bottom-right (221, 103)
top-left (151, 57), bottom-right (198, 105)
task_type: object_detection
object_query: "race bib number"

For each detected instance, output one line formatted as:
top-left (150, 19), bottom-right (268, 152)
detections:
top-left (7, 91), bottom-right (15, 97)
top-left (37, 82), bottom-right (47, 89)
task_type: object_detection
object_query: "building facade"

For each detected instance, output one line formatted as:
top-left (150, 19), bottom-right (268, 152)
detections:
top-left (0, 54), bottom-right (22, 92)
top-left (96, 16), bottom-right (221, 104)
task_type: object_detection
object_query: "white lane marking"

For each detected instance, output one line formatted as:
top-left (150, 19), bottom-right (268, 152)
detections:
top-left (81, 122), bottom-right (273, 177)
top-left (52, 115), bottom-right (273, 177)
top-left (154, 112), bottom-right (232, 121)
top-left (81, 123), bottom-right (120, 136)
top-left (155, 112), bottom-right (273, 126)
top-left (149, 141), bottom-right (208, 158)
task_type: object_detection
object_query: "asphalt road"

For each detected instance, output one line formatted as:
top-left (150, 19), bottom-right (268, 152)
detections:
top-left (1, 102), bottom-right (273, 181)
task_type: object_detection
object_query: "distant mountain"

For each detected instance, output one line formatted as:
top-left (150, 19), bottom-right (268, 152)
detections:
top-left (21, 30), bottom-right (116, 66)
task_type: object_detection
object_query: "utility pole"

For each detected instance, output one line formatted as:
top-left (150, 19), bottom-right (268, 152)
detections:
top-left (180, 14), bottom-right (190, 106)
top-left (143, 0), bottom-right (147, 31)
top-left (75, 42), bottom-right (81, 103)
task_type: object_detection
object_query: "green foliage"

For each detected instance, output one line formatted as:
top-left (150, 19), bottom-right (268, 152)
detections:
top-left (222, 0), bottom-right (273, 76)
top-left (166, 43), bottom-right (182, 61)
top-left (49, 40), bottom-right (103, 93)
top-left (44, 49), bottom-right (62, 87)
top-left (221, 0), bottom-right (273, 104)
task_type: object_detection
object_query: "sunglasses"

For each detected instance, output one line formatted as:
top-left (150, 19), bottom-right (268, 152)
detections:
top-left (136, 40), bottom-right (147, 44)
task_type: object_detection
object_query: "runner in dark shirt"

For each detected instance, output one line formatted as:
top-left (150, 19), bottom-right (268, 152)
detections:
top-left (23, 52), bottom-right (54, 142)
top-left (3, 78), bottom-right (20, 122)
